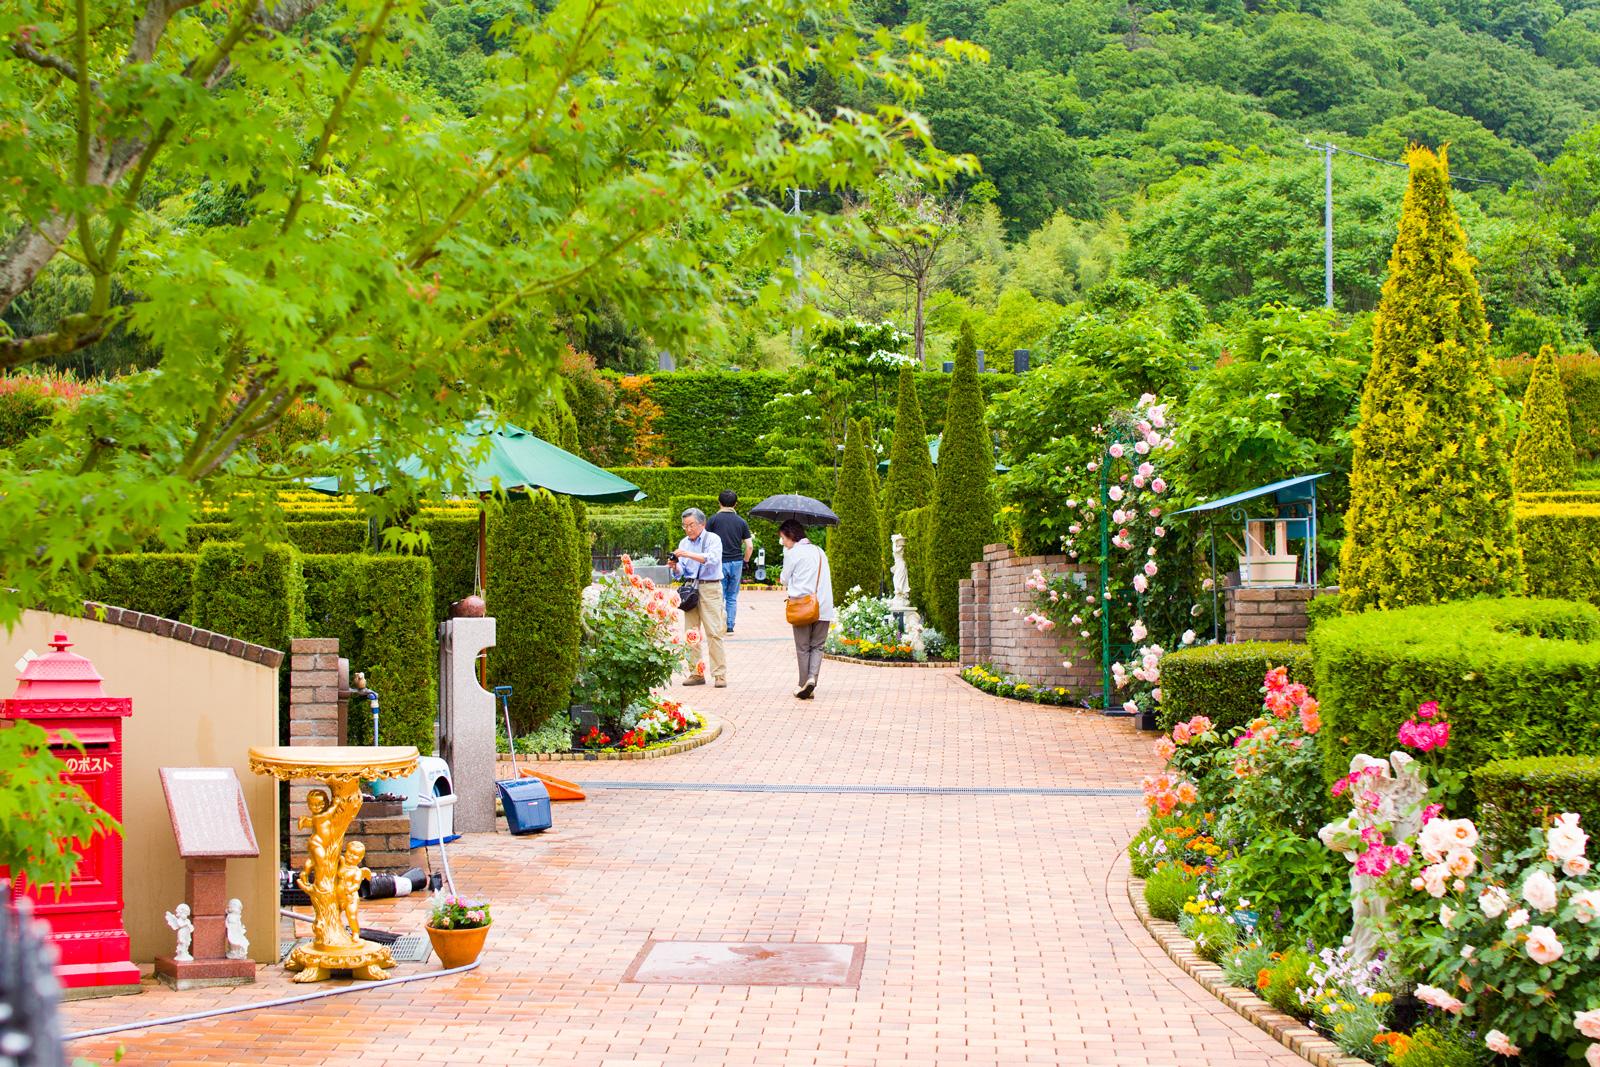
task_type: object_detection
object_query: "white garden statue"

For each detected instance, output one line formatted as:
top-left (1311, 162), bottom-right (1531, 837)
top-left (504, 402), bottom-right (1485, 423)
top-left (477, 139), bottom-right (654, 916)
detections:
top-left (165, 902), bottom-right (194, 962)
top-left (225, 898), bottom-right (250, 960)
top-left (1318, 751), bottom-right (1430, 964)
top-left (889, 533), bottom-right (912, 609)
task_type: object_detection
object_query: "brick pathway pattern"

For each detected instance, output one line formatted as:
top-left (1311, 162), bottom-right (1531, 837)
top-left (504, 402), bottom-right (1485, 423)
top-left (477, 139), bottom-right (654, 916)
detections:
top-left (68, 591), bottom-right (1305, 1066)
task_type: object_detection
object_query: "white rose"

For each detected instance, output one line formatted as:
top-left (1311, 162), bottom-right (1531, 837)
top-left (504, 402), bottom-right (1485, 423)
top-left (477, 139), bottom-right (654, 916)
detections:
top-left (1506, 907), bottom-right (1530, 930)
top-left (1571, 889), bottom-right (1600, 923)
top-left (1479, 886), bottom-right (1510, 918)
top-left (1525, 924), bottom-right (1564, 965)
top-left (1522, 869), bottom-right (1559, 913)
top-left (1576, 1009), bottom-right (1600, 1041)
top-left (1548, 813), bottom-right (1589, 864)
top-left (1565, 855), bottom-right (1592, 878)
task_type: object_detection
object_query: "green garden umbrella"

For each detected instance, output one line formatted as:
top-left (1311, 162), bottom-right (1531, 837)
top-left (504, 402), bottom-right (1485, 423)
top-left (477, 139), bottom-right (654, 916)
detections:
top-left (309, 419), bottom-right (644, 590)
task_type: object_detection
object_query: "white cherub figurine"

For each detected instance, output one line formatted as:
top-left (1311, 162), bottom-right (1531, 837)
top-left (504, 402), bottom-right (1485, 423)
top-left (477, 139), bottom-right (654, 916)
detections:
top-left (165, 903), bottom-right (194, 962)
top-left (224, 898), bottom-right (249, 961)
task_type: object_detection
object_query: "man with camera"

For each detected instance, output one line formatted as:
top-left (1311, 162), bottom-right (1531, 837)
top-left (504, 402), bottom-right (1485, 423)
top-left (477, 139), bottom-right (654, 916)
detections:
top-left (670, 507), bottom-right (727, 688)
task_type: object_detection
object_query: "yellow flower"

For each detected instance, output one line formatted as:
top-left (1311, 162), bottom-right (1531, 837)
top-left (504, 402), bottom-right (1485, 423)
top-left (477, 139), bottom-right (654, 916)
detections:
top-left (1369, 992), bottom-right (1392, 1006)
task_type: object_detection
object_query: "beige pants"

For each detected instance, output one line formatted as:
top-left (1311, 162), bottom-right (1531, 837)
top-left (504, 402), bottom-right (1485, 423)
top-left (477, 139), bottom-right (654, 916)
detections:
top-left (684, 582), bottom-right (727, 683)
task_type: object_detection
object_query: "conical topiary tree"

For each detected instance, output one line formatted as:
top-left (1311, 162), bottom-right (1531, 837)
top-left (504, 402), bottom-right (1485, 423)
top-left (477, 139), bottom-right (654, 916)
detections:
top-left (928, 320), bottom-right (995, 635)
top-left (830, 417), bottom-right (884, 603)
top-left (487, 489), bottom-right (583, 730)
top-left (1512, 345), bottom-right (1577, 493)
top-left (881, 366), bottom-right (936, 572)
top-left (1338, 146), bottom-right (1522, 612)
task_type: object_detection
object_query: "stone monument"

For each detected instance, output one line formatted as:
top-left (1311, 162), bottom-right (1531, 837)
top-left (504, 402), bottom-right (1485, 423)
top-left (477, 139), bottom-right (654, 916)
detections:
top-left (1317, 751), bottom-right (1429, 964)
top-left (439, 615), bottom-right (497, 833)
top-left (155, 767), bottom-right (260, 988)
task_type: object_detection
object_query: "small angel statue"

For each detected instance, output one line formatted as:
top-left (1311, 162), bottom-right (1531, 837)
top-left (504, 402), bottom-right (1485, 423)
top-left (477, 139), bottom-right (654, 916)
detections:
top-left (224, 898), bottom-right (249, 960)
top-left (165, 902), bottom-right (194, 962)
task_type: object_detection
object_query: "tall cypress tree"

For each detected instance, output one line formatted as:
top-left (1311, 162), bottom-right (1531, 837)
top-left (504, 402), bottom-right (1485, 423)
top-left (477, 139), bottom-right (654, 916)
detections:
top-left (881, 366), bottom-right (937, 573)
top-left (487, 489), bottom-right (583, 730)
top-left (1512, 345), bottom-right (1577, 493)
top-left (1338, 146), bottom-right (1522, 611)
top-left (830, 417), bottom-right (884, 603)
top-left (928, 320), bottom-right (995, 635)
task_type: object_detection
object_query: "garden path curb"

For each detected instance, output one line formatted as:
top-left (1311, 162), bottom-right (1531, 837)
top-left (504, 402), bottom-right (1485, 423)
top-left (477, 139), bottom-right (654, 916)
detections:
top-left (1126, 870), bottom-right (1370, 1067)
top-left (494, 716), bottom-right (722, 765)
top-left (820, 653), bottom-right (960, 668)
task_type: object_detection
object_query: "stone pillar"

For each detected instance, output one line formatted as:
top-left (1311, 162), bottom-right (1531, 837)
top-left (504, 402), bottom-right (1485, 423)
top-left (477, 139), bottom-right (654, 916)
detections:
top-left (958, 543), bottom-right (1099, 692)
top-left (287, 638), bottom-right (340, 874)
top-left (439, 617), bottom-right (497, 833)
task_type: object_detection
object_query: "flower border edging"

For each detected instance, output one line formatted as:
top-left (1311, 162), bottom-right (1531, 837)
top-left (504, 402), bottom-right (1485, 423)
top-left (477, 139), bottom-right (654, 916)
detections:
top-left (496, 717), bottom-right (722, 763)
top-left (1126, 869), bottom-right (1369, 1067)
top-left (820, 653), bottom-right (959, 668)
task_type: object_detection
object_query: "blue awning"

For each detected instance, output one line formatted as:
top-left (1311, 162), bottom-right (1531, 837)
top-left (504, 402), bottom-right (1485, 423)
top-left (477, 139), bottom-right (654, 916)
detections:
top-left (1174, 473), bottom-right (1328, 516)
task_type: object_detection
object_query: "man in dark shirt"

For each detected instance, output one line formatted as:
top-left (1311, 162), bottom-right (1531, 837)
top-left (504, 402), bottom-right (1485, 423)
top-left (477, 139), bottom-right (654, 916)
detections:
top-left (706, 490), bottom-right (754, 633)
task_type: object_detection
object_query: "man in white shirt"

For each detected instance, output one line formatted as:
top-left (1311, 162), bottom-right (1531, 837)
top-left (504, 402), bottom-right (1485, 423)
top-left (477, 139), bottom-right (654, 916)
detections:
top-left (671, 508), bottom-right (727, 687)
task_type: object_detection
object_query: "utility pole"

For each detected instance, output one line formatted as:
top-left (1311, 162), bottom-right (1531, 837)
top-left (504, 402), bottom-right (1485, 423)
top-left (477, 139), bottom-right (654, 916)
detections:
top-left (788, 188), bottom-right (814, 356)
top-left (1306, 142), bottom-right (1335, 309)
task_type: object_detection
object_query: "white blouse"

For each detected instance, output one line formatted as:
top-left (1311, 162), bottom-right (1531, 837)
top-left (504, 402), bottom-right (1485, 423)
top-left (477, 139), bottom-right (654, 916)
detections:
top-left (780, 539), bottom-right (836, 622)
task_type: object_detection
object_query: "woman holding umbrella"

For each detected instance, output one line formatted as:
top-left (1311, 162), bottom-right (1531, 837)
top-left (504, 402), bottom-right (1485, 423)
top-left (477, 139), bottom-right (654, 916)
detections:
top-left (777, 519), bottom-right (835, 700)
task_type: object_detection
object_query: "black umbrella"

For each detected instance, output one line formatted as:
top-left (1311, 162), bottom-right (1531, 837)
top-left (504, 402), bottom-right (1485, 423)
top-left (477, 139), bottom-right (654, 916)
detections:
top-left (750, 494), bottom-right (839, 527)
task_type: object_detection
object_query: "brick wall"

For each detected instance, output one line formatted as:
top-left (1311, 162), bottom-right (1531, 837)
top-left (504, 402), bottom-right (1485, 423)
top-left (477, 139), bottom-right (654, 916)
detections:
top-left (287, 637), bottom-right (421, 875)
top-left (959, 543), bottom-right (1099, 692)
top-left (1225, 585), bottom-right (1327, 644)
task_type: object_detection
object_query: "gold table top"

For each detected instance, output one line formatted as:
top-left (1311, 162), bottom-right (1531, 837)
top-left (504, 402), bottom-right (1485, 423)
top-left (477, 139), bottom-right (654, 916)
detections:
top-left (247, 745), bottom-right (419, 782)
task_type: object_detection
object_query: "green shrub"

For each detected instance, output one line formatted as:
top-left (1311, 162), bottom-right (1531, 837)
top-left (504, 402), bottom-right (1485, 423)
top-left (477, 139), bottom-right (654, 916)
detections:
top-left (1143, 863), bottom-right (1197, 922)
top-left (1304, 592), bottom-right (1343, 631)
top-left (880, 367), bottom-right (935, 572)
top-left (303, 554), bottom-right (437, 754)
top-left (1512, 344), bottom-right (1578, 492)
top-left (0, 388), bottom-right (55, 449)
top-left (1500, 349), bottom-right (1600, 462)
top-left (641, 372), bottom-right (789, 466)
top-left (1390, 1024), bottom-right (1490, 1067)
top-left (1520, 489), bottom-right (1600, 503)
top-left (928, 321), bottom-right (996, 635)
top-left (190, 542), bottom-right (306, 651)
top-left (1338, 147), bottom-right (1522, 611)
top-left (607, 467), bottom-right (801, 510)
top-left (1309, 598), bottom-right (1600, 796)
top-left (590, 507), bottom-right (671, 556)
top-left (486, 491), bottom-right (582, 731)
top-left (406, 511), bottom-right (480, 624)
top-left (88, 553), bottom-right (197, 621)
top-left (1222, 829), bottom-right (1350, 949)
top-left (900, 503), bottom-right (935, 615)
top-left (829, 417), bottom-right (884, 603)
top-left (185, 517), bottom-right (368, 554)
top-left (1262, 948), bottom-right (1313, 1018)
top-left (1474, 755), bottom-right (1600, 853)
top-left (1517, 502), bottom-right (1600, 606)
top-left (1157, 642), bottom-right (1313, 733)
top-left (1220, 936), bottom-right (1274, 990)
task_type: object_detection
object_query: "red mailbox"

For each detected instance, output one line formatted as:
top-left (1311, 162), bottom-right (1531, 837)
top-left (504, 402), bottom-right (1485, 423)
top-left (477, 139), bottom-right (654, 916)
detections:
top-left (1, 632), bottom-right (140, 992)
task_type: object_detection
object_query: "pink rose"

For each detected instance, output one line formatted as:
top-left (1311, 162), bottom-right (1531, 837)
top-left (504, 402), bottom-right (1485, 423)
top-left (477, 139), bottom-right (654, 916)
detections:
top-left (1484, 1030), bottom-right (1520, 1057)
top-left (1108, 444), bottom-right (1124, 458)
top-left (1109, 485), bottom-right (1125, 501)
top-left (1572, 889), bottom-right (1600, 922)
top-left (1155, 738), bottom-right (1176, 761)
top-left (1506, 907), bottom-right (1530, 930)
top-left (1138, 462), bottom-right (1155, 478)
top-left (1525, 925), bottom-right (1564, 965)
top-left (1479, 886), bottom-right (1510, 918)
top-left (1588, 1044), bottom-right (1600, 1067)
top-left (1143, 561), bottom-right (1158, 577)
top-left (1150, 478), bottom-right (1167, 494)
top-left (1521, 869), bottom-right (1559, 912)
top-left (1414, 984), bottom-right (1464, 1014)
top-left (1575, 1009), bottom-right (1600, 1041)
top-left (1547, 812), bottom-right (1589, 864)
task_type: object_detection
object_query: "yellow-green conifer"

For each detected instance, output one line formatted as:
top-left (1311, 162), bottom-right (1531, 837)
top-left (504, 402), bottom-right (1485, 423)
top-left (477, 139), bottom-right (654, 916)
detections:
top-left (1338, 146), bottom-right (1522, 611)
top-left (1512, 345), bottom-right (1577, 493)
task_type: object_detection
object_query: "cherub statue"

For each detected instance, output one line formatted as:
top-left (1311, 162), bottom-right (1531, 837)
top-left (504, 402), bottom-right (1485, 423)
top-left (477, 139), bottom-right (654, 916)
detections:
top-left (165, 903), bottom-right (194, 962)
top-left (297, 788), bottom-right (335, 893)
top-left (890, 533), bottom-right (911, 608)
top-left (224, 898), bottom-right (249, 960)
top-left (337, 841), bottom-right (372, 942)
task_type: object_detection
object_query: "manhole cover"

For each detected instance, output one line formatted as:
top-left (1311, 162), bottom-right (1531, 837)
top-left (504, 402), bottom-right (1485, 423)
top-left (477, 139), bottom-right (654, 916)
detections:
top-left (624, 941), bottom-right (865, 987)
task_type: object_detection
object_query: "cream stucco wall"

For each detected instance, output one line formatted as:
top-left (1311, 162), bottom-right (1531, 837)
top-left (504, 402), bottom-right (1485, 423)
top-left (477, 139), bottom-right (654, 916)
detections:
top-left (3, 611), bottom-right (280, 965)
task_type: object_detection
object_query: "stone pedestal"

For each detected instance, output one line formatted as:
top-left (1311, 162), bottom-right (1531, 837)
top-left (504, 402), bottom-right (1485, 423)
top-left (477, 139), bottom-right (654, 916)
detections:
top-left (439, 617), bottom-right (497, 833)
top-left (1225, 585), bottom-right (1329, 643)
top-left (155, 858), bottom-right (255, 989)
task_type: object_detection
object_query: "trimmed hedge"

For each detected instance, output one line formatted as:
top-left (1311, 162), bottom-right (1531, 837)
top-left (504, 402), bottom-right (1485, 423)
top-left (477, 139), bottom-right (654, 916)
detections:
top-left (1309, 598), bottom-right (1600, 794)
top-left (408, 512), bottom-right (480, 624)
top-left (486, 492), bottom-right (583, 731)
top-left (1517, 502), bottom-right (1600, 606)
top-left (1521, 490), bottom-right (1600, 504)
top-left (665, 497), bottom-right (777, 572)
top-left (1158, 642), bottom-right (1314, 733)
top-left (606, 466), bottom-right (802, 509)
top-left (303, 554), bottom-right (437, 754)
top-left (190, 542), bottom-right (306, 652)
top-left (589, 508), bottom-right (671, 557)
top-left (642, 372), bottom-right (789, 466)
top-left (1475, 756), bottom-right (1600, 853)
top-left (89, 553), bottom-right (198, 622)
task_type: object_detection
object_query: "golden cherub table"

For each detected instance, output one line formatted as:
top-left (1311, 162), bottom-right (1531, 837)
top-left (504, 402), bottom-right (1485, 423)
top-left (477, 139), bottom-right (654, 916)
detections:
top-left (248, 745), bottom-right (418, 982)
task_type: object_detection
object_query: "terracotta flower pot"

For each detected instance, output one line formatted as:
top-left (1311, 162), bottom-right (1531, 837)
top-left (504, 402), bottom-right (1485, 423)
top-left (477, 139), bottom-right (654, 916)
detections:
top-left (427, 923), bottom-right (490, 968)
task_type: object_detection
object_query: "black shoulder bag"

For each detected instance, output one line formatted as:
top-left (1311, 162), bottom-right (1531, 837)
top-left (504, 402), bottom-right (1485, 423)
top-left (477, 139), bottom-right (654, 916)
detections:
top-left (677, 577), bottom-right (701, 613)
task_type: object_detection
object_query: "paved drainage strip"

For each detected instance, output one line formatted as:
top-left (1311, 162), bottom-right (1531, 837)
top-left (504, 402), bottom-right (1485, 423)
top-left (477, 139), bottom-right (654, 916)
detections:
top-left (576, 781), bottom-right (1142, 797)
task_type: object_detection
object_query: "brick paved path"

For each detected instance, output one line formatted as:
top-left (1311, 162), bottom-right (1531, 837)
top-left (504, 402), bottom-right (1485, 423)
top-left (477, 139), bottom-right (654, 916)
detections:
top-left (69, 590), bottom-right (1303, 1066)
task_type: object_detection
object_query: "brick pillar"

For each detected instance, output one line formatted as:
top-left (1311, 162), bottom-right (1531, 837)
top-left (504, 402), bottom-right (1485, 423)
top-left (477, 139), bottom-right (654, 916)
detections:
top-left (288, 638), bottom-right (340, 874)
top-left (1227, 586), bottom-right (1323, 643)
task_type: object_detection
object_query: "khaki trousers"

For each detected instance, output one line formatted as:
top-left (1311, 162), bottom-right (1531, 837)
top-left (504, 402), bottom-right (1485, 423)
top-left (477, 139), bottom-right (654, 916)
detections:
top-left (684, 582), bottom-right (727, 683)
